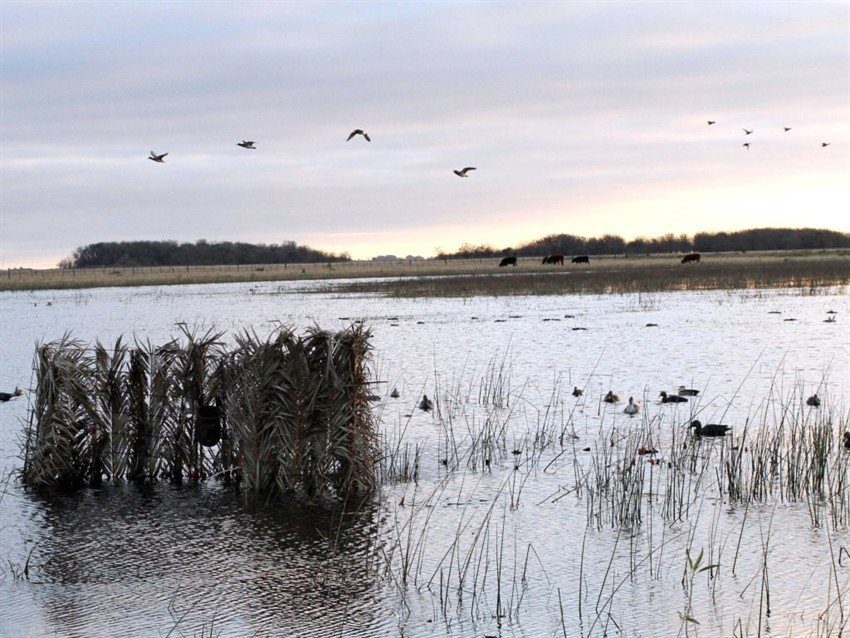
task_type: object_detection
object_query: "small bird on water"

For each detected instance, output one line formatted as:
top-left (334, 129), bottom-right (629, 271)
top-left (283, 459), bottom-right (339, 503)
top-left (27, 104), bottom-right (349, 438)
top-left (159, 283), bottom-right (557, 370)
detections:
top-left (572, 386), bottom-right (583, 397)
top-left (678, 385), bottom-right (700, 397)
top-left (237, 140), bottom-right (256, 149)
top-left (0, 387), bottom-right (23, 402)
top-left (347, 129), bottom-right (371, 142)
top-left (843, 432), bottom-right (850, 450)
top-left (419, 395), bottom-right (434, 411)
top-left (603, 391), bottom-right (619, 404)
top-left (148, 151), bottom-right (168, 163)
top-left (689, 420), bottom-right (731, 437)
top-left (660, 391), bottom-right (688, 404)
top-left (390, 388), bottom-right (400, 398)
top-left (806, 394), bottom-right (821, 407)
top-left (624, 397), bottom-right (640, 416)
top-left (453, 167), bottom-right (476, 177)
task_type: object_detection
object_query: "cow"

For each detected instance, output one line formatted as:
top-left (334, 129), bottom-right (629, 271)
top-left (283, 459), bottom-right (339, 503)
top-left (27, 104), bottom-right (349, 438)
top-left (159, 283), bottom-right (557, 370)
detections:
top-left (542, 254), bottom-right (565, 266)
top-left (681, 253), bottom-right (701, 264)
top-left (571, 255), bottom-right (590, 264)
top-left (499, 256), bottom-right (517, 267)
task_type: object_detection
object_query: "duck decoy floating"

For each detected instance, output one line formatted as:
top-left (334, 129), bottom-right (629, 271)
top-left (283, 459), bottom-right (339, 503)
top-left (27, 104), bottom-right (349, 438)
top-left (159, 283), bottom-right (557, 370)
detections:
top-left (624, 397), bottom-right (640, 415)
top-left (660, 391), bottom-right (688, 404)
top-left (419, 395), bottom-right (434, 412)
top-left (603, 391), bottom-right (619, 404)
top-left (0, 387), bottom-right (23, 402)
top-left (347, 129), bottom-right (370, 142)
top-left (390, 388), bottom-right (400, 399)
top-left (806, 394), bottom-right (821, 407)
top-left (689, 420), bottom-right (731, 437)
top-left (572, 386), bottom-right (583, 397)
top-left (678, 385), bottom-right (700, 397)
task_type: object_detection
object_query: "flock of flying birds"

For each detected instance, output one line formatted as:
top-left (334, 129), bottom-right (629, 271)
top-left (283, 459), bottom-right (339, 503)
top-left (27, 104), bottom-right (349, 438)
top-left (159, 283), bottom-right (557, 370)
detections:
top-left (147, 128), bottom-right (478, 177)
top-left (705, 120), bottom-right (831, 150)
top-left (146, 122), bottom-right (835, 167)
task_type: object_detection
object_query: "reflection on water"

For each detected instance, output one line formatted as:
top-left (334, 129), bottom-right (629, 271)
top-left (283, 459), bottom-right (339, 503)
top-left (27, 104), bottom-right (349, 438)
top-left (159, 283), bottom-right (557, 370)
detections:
top-left (1, 281), bottom-right (848, 636)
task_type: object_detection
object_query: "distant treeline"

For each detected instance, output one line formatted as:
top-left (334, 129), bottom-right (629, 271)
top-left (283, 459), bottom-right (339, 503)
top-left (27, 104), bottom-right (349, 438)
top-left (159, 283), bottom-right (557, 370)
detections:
top-left (60, 240), bottom-right (350, 268)
top-left (438, 228), bottom-right (850, 259)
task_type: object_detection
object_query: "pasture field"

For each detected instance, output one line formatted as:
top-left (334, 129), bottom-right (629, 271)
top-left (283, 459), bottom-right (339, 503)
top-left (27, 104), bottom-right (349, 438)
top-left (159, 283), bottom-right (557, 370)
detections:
top-left (3, 248), bottom-right (849, 293)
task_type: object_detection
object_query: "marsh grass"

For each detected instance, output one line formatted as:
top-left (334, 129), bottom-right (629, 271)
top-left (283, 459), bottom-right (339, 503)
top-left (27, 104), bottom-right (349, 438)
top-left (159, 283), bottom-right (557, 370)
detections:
top-left (3, 250), bottom-right (848, 293)
top-left (20, 324), bottom-right (378, 500)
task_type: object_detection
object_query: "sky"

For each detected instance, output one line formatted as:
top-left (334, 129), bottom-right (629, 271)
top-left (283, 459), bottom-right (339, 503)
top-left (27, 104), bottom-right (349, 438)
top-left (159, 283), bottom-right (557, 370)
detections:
top-left (1, 1), bottom-right (848, 268)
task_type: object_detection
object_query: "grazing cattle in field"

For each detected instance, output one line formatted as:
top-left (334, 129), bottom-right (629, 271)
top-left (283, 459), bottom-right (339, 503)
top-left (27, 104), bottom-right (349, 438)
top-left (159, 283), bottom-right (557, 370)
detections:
top-left (499, 256), bottom-right (517, 267)
top-left (681, 253), bottom-right (701, 264)
top-left (542, 254), bottom-right (565, 265)
top-left (571, 255), bottom-right (590, 264)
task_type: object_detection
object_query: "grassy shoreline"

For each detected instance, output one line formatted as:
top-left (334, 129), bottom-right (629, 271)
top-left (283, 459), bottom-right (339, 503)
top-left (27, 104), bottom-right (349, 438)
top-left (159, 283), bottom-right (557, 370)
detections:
top-left (2, 249), bottom-right (849, 294)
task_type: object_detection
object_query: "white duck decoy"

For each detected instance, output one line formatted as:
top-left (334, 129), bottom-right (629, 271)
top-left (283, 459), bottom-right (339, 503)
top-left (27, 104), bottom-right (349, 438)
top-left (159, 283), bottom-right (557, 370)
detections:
top-left (624, 397), bottom-right (640, 416)
top-left (453, 167), bottom-right (476, 177)
top-left (148, 151), bottom-right (168, 163)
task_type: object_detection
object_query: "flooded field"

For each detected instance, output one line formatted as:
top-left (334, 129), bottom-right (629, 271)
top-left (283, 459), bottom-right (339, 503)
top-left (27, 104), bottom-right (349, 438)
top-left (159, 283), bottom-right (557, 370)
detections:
top-left (1, 281), bottom-right (848, 637)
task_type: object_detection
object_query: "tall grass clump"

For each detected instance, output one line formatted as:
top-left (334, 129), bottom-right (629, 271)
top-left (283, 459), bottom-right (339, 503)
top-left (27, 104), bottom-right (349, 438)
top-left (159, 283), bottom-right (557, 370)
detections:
top-left (20, 324), bottom-right (378, 500)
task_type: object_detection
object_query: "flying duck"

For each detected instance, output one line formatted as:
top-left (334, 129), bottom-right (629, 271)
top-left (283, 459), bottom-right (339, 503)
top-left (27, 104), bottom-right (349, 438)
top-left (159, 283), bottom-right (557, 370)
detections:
top-left (624, 397), bottom-right (640, 416)
top-left (0, 387), bottom-right (23, 402)
top-left (453, 167), bottom-right (476, 177)
top-left (743, 129), bottom-right (753, 135)
top-left (572, 386), bottom-right (583, 397)
top-left (660, 391), bottom-right (688, 404)
top-left (783, 127), bottom-right (792, 132)
top-left (822, 143), bottom-right (830, 148)
top-left (689, 420), bottom-right (731, 437)
top-left (603, 391), bottom-right (619, 404)
top-left (419, 395), bottom-right (434, 411)
top-left (806, 394), bottom-right (820, 407)
top-left (148, 151), bottom-right (168, 163)
top-left (237, 140), bottom-right (256, 149)
top-left (742, 143), bottom-right (750, 150)
top-left (347, 129), bottom-right (371, 142)
top-left (678, 385), bottom-right (700, 397)
top-left (707, 120), bottom-right (716, 125)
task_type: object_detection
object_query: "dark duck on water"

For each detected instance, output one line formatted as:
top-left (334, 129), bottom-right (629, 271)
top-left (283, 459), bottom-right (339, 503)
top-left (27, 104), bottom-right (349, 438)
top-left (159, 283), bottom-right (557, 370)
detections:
top-left (0, 387), bottom-right (23, 402)
top-left (660, 391), bottom-right (688, 404)
top-left (689, 420), bottom-right (731, 437)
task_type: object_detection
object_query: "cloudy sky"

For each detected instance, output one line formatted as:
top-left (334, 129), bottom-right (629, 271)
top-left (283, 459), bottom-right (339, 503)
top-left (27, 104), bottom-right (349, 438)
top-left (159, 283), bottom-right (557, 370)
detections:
top-left (1, 1), bottom-right (848, 267)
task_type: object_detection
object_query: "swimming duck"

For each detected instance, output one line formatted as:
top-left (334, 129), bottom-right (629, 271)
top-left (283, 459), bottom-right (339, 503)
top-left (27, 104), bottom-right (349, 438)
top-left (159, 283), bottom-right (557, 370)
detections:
top-left (572, 386), bottom-right (583, 397)
top-left (806, 394), bottom-right (820, 407)
top-left (419, 395), bottom-right (434, 411)
top-left (0, 387), bottom-right (23, 402)
top-left (624, 397), bottom-right (640, 416)
top-left (390, 388), bottom-right (400, 398)
top-left (603, 391), bottom-right (619, 404)
top-left (660, 391), bottom-right (688, 404)
top-left (678, 385), bottom-right (700, 397)
top-left (689, 420), bottom-right (731, 437)
top-left (844, 432), bottom-right (850, 450)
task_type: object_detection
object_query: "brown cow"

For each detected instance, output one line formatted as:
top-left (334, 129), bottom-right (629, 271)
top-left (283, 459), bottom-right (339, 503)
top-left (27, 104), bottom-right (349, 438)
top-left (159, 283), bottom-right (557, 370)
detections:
top-left (571, 255), bottom-right (590, 264)
top-left (542, 254), bottom-right (565, 265)
top-left (681, 253), bottom-right (701, 264)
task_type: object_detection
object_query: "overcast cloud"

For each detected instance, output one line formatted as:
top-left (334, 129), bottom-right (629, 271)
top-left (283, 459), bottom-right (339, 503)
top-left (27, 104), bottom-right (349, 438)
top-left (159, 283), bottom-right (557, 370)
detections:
top-left (1, 1), bottom-right (848, 267)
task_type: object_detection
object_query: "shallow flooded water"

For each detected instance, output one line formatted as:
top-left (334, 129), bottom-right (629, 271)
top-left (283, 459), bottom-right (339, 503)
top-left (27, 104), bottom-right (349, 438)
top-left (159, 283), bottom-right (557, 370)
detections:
top-left (1, 281), bottom-right (848, 637)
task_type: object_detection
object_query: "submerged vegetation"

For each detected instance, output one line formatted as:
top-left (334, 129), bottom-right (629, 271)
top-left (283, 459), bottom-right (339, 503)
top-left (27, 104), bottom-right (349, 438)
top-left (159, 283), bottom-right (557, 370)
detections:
top-left (20, 325), bottom-right (377, 499)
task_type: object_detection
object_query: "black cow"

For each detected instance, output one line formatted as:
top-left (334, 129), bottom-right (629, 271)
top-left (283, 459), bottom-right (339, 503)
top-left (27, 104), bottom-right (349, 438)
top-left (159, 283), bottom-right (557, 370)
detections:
top-left (681, 253), bottom-right (701, 264)
top-left (571, 255), bottom-right (590, 264)
top-left (542, 254), bottom-right (565, 265)
top-left (499, 256), bottom-right (517, 267)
